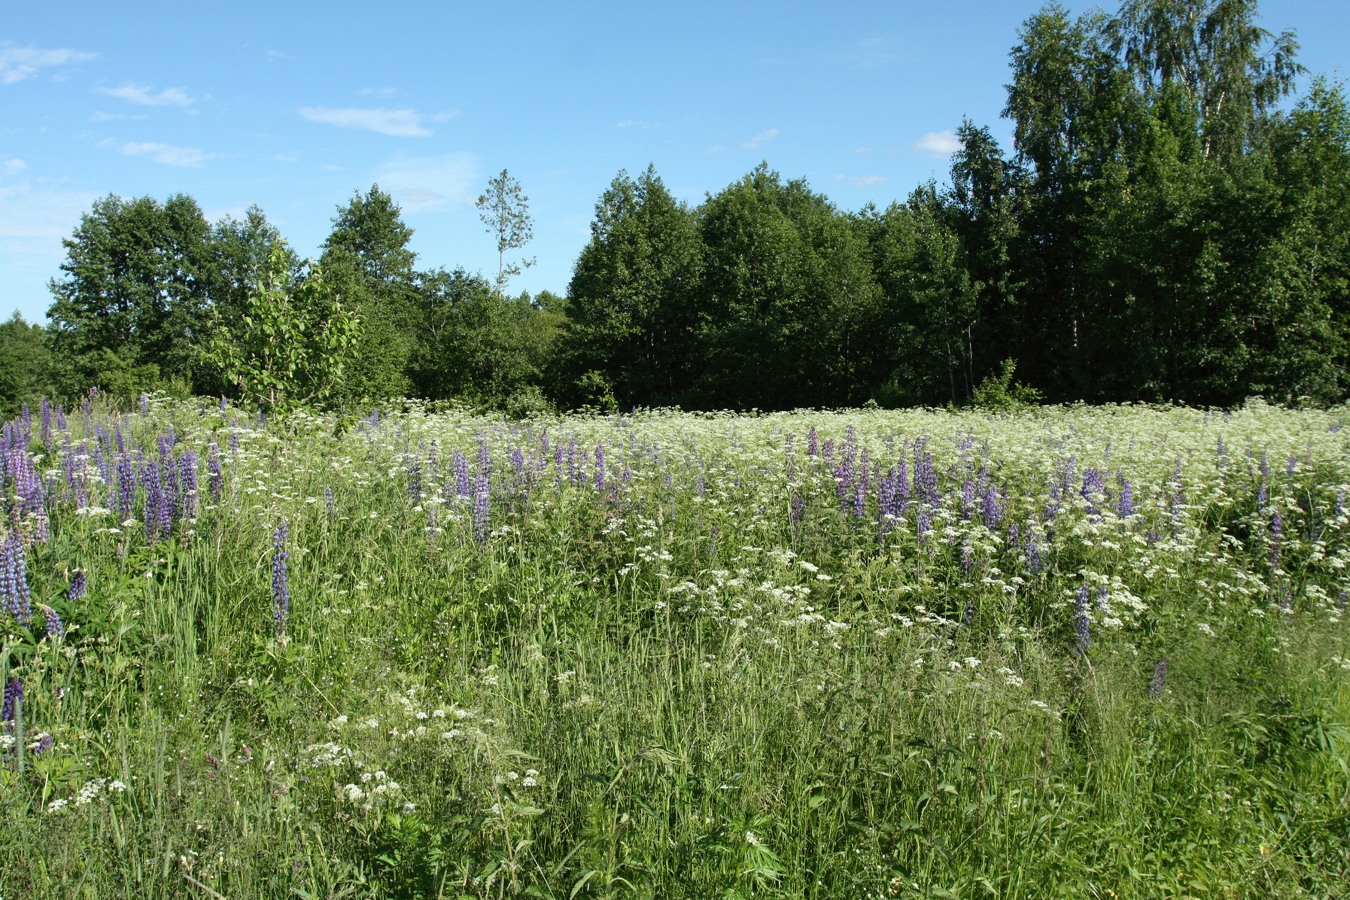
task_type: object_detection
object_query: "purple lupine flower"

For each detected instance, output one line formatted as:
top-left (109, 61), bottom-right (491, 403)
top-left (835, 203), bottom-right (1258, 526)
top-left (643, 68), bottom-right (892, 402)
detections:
top-left (980, 483), bottom-right (1002, 530)
top-left (69, 569), bottom-right (87, 602)
top-left (116, 454), bottom-right (136, 521)
top-left (1, 529), bottom-right (33, 625)
top-left (1216, 437), bottom-right (1227, 470)
top-left (324, 486), bottom-right (335, 519)
top-left (42, 605), bottom-right (65, 640)
top-left (790, 494), bottom-right (806, 529)
top-left (1287, 456), bottom-right (1297, 476)
top-left (1081, 467), bottom-right (1106, 518)
top-left (92, 441), bottom-right (109, 487)
top-left (451, 450), bottom-right (471, 502)
top-left (139, 392), bottom-right (150, 416)
top-left (1116, 477), bottom-right (1134, 519)
top-left (477, 434), bottom-right (492, 476)
top-left (1, 676), bottom-right (20, 723)
top-left (1149, 658), bottom-right (1167, 700)
top-left (472, 474), bottom-right (491, 545)
top-left (594, 442), bottom-right (606, 494)
top-left (1269, 509), bottom-right (1283, 568)
top-left (1074, 585), bottom-right (1091, 655)
top-left (960, 477), bottom-right (976, 521)
top-left (407, 457), bottom-right (423, 502)
top-left (178, 451), bottom-right (198, 520)
top-left (806, 427), bottom-right (818, 458)
top-left (207, 445), bottom-right (224, 501)
top-left (272, 520), bottom-right (290, 637)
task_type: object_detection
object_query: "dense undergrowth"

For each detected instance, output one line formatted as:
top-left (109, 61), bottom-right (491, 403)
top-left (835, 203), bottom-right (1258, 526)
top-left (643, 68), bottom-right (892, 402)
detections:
top-left (1, 397), bottom-right (1348, 898)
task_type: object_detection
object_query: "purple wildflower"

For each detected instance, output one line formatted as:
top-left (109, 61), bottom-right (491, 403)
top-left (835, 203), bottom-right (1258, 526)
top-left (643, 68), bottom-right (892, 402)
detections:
top-left (178, 451), bottom-right (198, 519)
top-left (472, 474), bottom-right (491, 545)
top-left (1269, 509), bottom-right (1283, 568)
top-left (1116, 477), bottom-right (1134, 519)
top-left (1, 676), bottom-right (20, 723)
top-left (69, 569), bottom-right (87, 602)
top-left (42, 605), bottom-right (65, 640)
top-left (207, 445), bottom-right (223, 501)
top-left (981, 483), bottom-right (1003, 530)
top-left (116, 454), bottom-right (136, 521)
top-left (1074, 585), bottom-right (1091, 655)
top-left (1149, 658), bottom-right (1167, 700)
top-left (272, 520), bottom-right (290, 637)
top-left (1, 530), bottom-right (33, 625)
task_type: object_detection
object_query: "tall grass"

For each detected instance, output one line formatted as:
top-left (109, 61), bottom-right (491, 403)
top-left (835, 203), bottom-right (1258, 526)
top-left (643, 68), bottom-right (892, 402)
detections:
top-left (1, 397), bottom-right (1347, 898)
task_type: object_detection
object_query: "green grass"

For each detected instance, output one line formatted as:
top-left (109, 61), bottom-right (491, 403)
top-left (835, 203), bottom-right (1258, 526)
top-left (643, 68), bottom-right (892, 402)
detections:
top-left (1, 398), bottom-right (1348, 898)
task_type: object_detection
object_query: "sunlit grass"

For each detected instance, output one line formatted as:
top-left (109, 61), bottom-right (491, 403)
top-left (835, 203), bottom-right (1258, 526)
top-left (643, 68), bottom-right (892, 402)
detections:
top-left (2, 397), bottom-right (1347, 898)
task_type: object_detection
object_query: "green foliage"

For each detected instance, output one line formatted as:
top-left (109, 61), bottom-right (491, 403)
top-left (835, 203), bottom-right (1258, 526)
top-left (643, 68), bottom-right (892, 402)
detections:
top-left (968, 358), bottom-right (1043, 411)
top-left (46, 193), bottom-right (212, 399)
top-left (477, 169), bottom-right (535, 297)
top-left (562, 165), bottom-right (703, 407)
top-left (200, 243), bottom-right (360, 414)
top-left (319, 186), bottom-right (422, 404)
top-left (412, 268), bottom-right (554, 412)
top-left (0, 314), bottom-right (53, 418)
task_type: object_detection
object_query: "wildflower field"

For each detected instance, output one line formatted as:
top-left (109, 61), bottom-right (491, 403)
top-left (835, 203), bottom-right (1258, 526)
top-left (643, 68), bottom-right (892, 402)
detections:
top-left (2, 397), bottom-right (1348, 899)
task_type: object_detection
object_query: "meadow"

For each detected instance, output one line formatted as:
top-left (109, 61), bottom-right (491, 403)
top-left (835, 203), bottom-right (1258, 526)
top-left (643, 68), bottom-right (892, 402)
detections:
top-left (1, 397), bottom-right (1348, 899)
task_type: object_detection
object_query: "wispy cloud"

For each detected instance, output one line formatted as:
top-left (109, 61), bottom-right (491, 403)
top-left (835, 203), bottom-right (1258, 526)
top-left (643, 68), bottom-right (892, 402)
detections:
top-left (90, 110), bottom-right (145, 122)
top-left (121, 141), bottom-right (217, 167)
top-left (912, 130), bottom-right (962, 157)
top-left (3, 159), bottom-right (27, 175)
top-left (849, 37), bottom-right (902, 70)
top-left (743, 128), bottom-right (780, 150)
top-left (373, 153), bottom-right (477, 212)
top-left (851, 174), bottom-right (888, 187)
top-left (617, 119), bottom-right (660, 130)
top-left (99, 82), bottom-right (198, 107)
top-left (0, 43), bottom-right (96, 85)
top-left (298, 106), bottom-right (454, 137)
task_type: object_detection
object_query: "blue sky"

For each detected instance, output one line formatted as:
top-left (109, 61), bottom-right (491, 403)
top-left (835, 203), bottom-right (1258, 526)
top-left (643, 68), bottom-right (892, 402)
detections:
top-left (3, 0), bottom-right (1346, 324)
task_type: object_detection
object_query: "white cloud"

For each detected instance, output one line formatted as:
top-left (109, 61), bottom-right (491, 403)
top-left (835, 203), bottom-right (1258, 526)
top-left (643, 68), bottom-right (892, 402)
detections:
top-left (849, 37), bottom-right (901, 71)
top-left (0, 43), bottom-right (96, 85)
top-left (298, 106), bottom-right (454, 137)
top-left (851, 174), bottom-right (888, 187)
top-left (99, 82), bottom-right (198, 107)
top-left (0, 179), bottom-right (100, 292)
top-left (121, 141), bottom-right (217, 167)
top-left (3, 159), bottom-right (27, 175)
top-left (372, 153), bottom-right (477, 212)
top-left (912, 130), bottom-right (962, 157)
top-left (617, 119), bottom-right (660, 130)
top-left (90, 110), bottom-right (144, 122)
top-left (743, 128), bottom-right (780, 150)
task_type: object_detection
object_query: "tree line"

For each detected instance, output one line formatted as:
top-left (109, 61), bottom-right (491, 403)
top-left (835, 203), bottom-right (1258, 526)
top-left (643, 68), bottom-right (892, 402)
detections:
top-left (4, 0), bottom-right (1348, 417)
